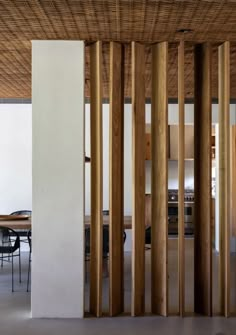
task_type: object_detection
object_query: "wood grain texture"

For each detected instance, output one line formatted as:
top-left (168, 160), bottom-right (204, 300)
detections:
top-left (230, 126), bottom-right (236, 238)
top-left (85, 216), bottom-right (132, 229)
top-left (194, 43), bottom-right (212, 316)
top-left (131, 41), bottom-right (146, 316)
top-left (178, 40), bottom-right (185, 317)
top-left (185, 126), bottom-right (194, 159)
top-left (169, 125), bottom-right (194, 160)
top-left (0, 215), bottom-right (30, 220)
top-left (0, 219), bottom-right (31, 230)
top-left (89, 41), bottom-right (103, 317)
top-left (109, 41), bottom-right (125, 316)
top-left (218, 41), bottom-right (230, 317)
top-left (151, 42), bottom-right (168, 316)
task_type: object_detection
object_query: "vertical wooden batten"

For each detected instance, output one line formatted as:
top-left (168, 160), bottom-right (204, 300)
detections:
top-left (151, 42), bottom-right (168, 316)
top-left (178, 40), bottom-right (185, 317)
top-left (218, 41), bottom-right (230, 317)
top-left (131, 41), bottom-right (146, 316)
top-left (89, 41), bottom-right (103, 317)
top-left (109, 41), bottom-right (125, 316)
top-left (194, 43), bottom-right (212, 316)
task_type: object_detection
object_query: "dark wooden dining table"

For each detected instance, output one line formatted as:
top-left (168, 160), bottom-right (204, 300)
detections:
top-left (0, 215), bottom-right (31, 230)
top-left (0, 215), bottom-right (133, 230)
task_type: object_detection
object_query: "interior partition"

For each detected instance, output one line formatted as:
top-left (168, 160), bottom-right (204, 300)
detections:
top-left (194, 43), bottom-right (212, 316)
top-left (151, 42), bottom-right (168, 316)
top-left (218, 41), bottom-right (230, 317)
top-left (83, 40), bottom-right (234, 318)
top-left (178, 40), bottom-right (185, 317)
top-left (31, 41), bottom-right (85, 318)
top-left (89, 41), bottom-right (103, 317)
top-left (131, 41), bottom-right (146, 316)
top-left (109, 41), bottom-right (125, 316)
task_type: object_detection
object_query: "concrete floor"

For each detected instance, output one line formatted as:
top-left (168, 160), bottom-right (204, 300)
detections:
top-left (1, 241), bottom-right (236, 335)
top-left (85, 237), bottom-right (236, 315)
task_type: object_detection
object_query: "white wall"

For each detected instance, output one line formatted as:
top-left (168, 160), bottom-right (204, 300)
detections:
top-left (32, 41), bottom-right (84, 318)
top-left (85, 104), bottom-right (132, 215)
top-left (0, 104), bottom-right (32, 214)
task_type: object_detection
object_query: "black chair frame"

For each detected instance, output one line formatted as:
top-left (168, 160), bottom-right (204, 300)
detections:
top-left (0, 227), bottom-right (21, 292)
top-left (27, 230), bottom-right (31, 292)
top-left (85, 226), bottom-right (126, 280)
top-left (10, 210), bottom-right (32, 244)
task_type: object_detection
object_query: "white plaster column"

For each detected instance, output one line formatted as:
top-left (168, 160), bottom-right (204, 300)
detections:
top-left (32, 41), bottom-right (84, 318)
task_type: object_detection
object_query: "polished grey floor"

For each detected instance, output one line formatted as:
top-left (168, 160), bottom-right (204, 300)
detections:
top-left (1, 243), bottom-right (236, 335)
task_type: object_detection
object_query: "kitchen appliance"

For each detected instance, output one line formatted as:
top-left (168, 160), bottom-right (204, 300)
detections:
top-left (168, 189), bottom-right (194, 235)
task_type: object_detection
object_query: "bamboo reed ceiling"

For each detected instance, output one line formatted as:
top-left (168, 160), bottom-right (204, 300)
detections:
top-left (2, 0), bottom-right (236, 98)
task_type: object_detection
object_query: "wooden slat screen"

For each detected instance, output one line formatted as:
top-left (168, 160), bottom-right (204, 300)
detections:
top-left (151, 42), bottom-right (168, 316)
top-left (86, 39), bottom-right (232, 319)
top-left (89, 41), bottom-right (103, 317)
top-left (131, 41), bottom-right (146, 316)
top-left (218, 41), bottom-right (230, 317)
top-left (194, 43), bottom-right (212, 316)
top-left (109, 41), bottom-right (125, 316)
top-left (178, 40), bottom-right (185, 317)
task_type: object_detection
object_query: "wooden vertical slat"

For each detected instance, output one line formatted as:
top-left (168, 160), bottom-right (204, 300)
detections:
top-left (131, 41), bottom-right (146, 316)
top-left (194, 43), bottom-right (212, 316)
top-left (219, 41), bottom-right (230, 317)
top-left (89, 41), bottom-right (103, 317)
top-left (109, 41), bottom-right (124, 316)
top-left (178, 40), bottom-right (185, 317)
top-left (151, 42), bottom-right (168, 316)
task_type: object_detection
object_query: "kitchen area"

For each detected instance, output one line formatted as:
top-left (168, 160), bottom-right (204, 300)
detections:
top-left (145, 123), bottom-right (215, 238)
top-left (84, 101), bottom-right (236, 253)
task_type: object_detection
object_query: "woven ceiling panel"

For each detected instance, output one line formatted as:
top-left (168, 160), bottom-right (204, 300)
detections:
top-left (1, 0), bottom-right (236, 98)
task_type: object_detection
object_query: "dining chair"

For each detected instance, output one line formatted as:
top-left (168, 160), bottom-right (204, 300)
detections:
top-left (85, 226), bottom-right (127, 280)
top-left (145, 226), bottom-right (151, 250)
top-left (0, 227), bottom-right (21, 292)
top-left (27, 230), bottom-right (31, 292)
top-left (84, 226), bottom-right (110, 280)
top-left (10, 210), bottom-right (32, 244)
top-left (10, 210), bottom-right (32, 216)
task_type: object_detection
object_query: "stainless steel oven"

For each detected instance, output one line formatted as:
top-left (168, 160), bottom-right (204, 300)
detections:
top-left (168, 190), bottom-right (194, 235)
